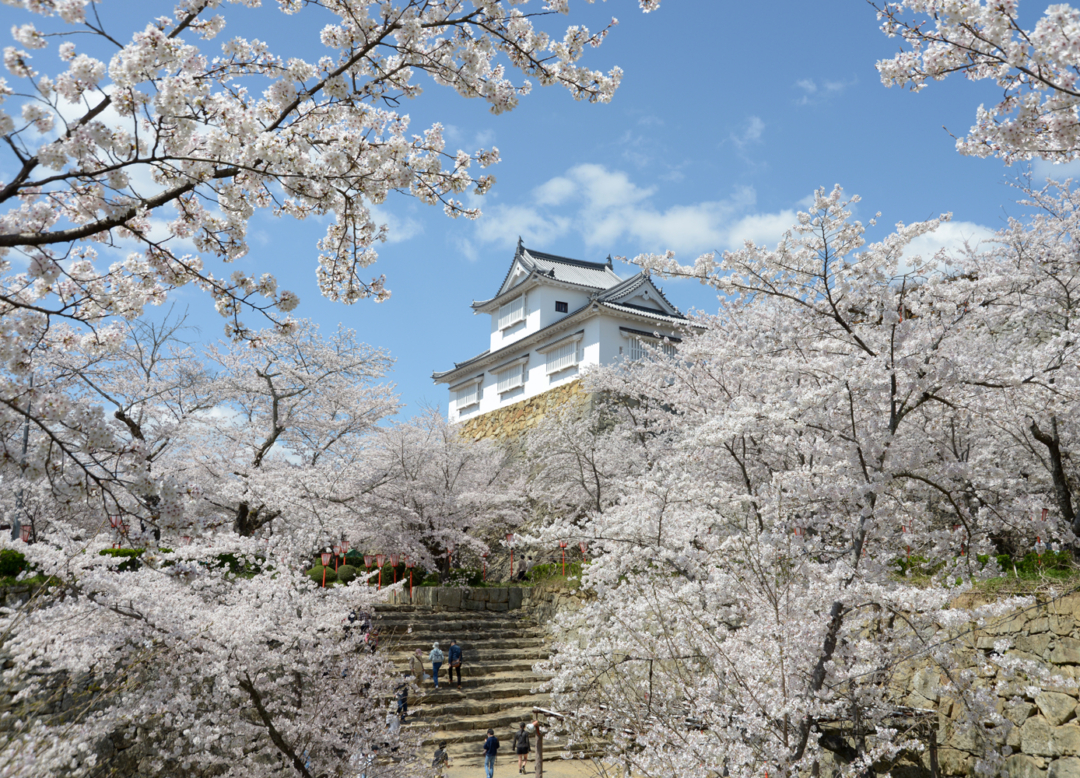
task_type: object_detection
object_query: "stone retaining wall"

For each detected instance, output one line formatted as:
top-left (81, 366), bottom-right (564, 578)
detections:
top-left (916, 592), bottom-right (1080, 778)
top-left (457, 380), bottom-right (593, 442)
top-left (382, 584), bottom-right (579, 619)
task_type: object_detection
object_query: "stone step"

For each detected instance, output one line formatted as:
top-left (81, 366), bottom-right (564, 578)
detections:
top-left (380, 635), bottom-right (548, 648)
top-left (382, 631), bottom-right (548, 639)
top-left (409, 694), bottom-right (549, 720)
top-left (375, 622), bottom-right (540, 635)
top-left (407, 702), bottom-right (543, 733)
top-left (405, 683), bottom-right (540, 704)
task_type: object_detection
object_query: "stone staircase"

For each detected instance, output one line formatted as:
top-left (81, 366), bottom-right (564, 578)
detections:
top-left (374, 604), bottom-right (553, 766)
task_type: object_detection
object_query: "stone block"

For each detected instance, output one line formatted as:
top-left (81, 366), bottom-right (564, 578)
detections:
top-left (1039, 693), bottom-right (1078, 726)
top-left (473, 588), bottom-right (489, 602)
top-left (1051, 758), bottom-right (1080, 778)
top-left (1056, 595), bottom-right (1080, 620)
top-left (486, 602), bottom-right (509, 612)
top-left (1055, 617), bottom-right (1077, 636)
top-left (1031, 617), bottom-right (1052, 634)
top-left (1052, 639), bottom-right (1080, 665)
top-left (938, 748), bottom-right (972, 775)
top-left (977, 635), bottom-right (1000, 650)
top-left (1025, 717), bottom-right (1057, 756)
top-left (412, 587), bottom-right (432, 606)
top-left (1008, 754), bottom-right (1049, 778)
top-left (1020, 634), bottom-right (1055, 657)
top-left (1056, 725), bottom-right (1080, 756)
top-left (463, 597), bottom-right (483, 611)
top-left (489, 587), bottom-right (508, 604)
top-left (911, 667), bottom-right (940, 702)
top-left (508, 587), bottom-right (523, 610)
top-left (1007, 701), bottom-right (1039, 726)
top-left (437, 588), bottom-right (462, 609)
top-left (1010, 723), bottom-right (1024, 748)
top-left (991, 615), bottom-right (1030, 635)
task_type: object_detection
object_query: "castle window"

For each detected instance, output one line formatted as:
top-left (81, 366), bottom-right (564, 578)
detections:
top-left (497, 363), bottom-right (526, 393)
top-left (626, 338), bottom-right (677, 362)
top-left (455, 382), bottom-right (480, 410)
top-left (555, 301), bottom-right (568, 313)
top-left (545, 341), bottom-right (578, 374)
top-left (498, 295), bottom-right (526, 330)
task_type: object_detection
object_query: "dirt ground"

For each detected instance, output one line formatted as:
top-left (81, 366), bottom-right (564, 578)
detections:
top-left (440, 756), bottom-right (622, 778)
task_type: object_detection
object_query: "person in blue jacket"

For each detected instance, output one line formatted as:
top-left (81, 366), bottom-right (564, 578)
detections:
top-left (483, 729), bottom-right (500, 778)
top-left (448, 639), bottom-right (463, 688)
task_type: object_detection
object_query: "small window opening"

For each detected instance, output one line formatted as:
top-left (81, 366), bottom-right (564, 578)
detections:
top-left (555, 301), bottom-right (568, 313)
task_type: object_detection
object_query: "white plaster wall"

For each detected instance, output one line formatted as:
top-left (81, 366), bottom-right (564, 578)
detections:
top-left (450, 311), bottom-right (685, 423)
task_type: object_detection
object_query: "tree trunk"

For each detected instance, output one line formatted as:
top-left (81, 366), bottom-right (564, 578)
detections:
top-left (1029, 416), bottom-right (1080, 539)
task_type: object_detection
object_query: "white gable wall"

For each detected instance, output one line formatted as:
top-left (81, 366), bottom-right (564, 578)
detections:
top-left (450, 311), bottom-right (685, 424)
top-left (487, 284), bottom-right (594, 353)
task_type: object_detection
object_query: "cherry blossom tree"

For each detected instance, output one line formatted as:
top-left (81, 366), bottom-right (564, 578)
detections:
top-left (345, 409), bottom-right (525, 577)
top-left (0, 534), bottom-right (408, 778)
top-left (181, 318), bottom-right (397, 539)
top-left (538, 187), bottom-right (1076, 778)
top-left (874, 1), bottom-right (1080, 162)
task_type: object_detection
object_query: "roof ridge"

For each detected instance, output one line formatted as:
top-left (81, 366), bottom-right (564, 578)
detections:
top-left (523, 247), bottom-right (613, 271)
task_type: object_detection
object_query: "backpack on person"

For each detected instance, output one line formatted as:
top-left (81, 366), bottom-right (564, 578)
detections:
top-left (431, 647), bottom-right (444, 663)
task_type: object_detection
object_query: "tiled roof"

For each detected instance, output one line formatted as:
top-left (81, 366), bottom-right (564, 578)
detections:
top-left (599, 301), bottom-right (687, 324)
top-left (521, 248), bottom-right (622, 291)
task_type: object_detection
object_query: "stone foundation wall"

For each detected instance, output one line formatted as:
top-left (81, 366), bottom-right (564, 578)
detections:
top-left (912, 592), bottom-right (1080, 778)
top-left (382, 584), bottom-right (580, 620)
top-left (457, 380), bottom-right (592, 442)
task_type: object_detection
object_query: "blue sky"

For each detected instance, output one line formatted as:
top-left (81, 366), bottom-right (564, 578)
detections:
top-left (7, 1), bottom-right (1067, 417)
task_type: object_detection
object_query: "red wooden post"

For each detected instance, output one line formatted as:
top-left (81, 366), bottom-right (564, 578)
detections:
top-left (390, 553), bottom-right (400, 584)
top-left (481, 551), bottom-right (488, 581)
top-left (405, 556), bottom-right (414, 600)
top-left (559, 541), bottom-right (567, 576)
top-left (506, 533), bottom-right (514, 579)
top-left (320, 551), bottom-right (332, 587)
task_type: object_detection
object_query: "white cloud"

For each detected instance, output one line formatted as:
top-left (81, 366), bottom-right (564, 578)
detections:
top-left (472, 164), bottom-right (801, 257)
top-left (795, 77), bottom-right (854, 106)
top-left (368, 204), bottom-right (423, 244)
top-left (1032, 158), bottom-right (1080, 181)
top-left (730, 116), bottom-right (765, 149)
top-left (474, 204), bottom-right (571, 247)
top-left (899, 220), bottom-right (997, 273)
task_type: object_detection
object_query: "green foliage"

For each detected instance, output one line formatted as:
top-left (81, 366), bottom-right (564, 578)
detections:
top-left (448, 567), bottom-right (484, 587)
top-left (307, 565), bottom-right (337, 585)
top-left (896, 550), bottom-right (1078, 587)
top-left (344, 550), bottom-right (364, 565)
top-left (336, 564), bottom-right (357, 584)
top-left (992, 550), bottom-right (1075, 580)
top-left (527, 561), bottom-right (582, 582)
top-left (0, 549), bottom-right (27, 577)
top-left (99, 548), bottom-right (144, 572)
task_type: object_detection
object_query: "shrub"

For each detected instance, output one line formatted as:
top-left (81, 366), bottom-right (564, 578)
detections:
top-left (0, 549), bottom-right (27, 578)
top-left (307, 565), bottom-right (337, 585)
top-left (336, 564), bottom-right (357, 584)
top-left (99, 548), bottom-right (144, 572)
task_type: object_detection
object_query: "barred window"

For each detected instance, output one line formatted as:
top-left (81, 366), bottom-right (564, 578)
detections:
top-left (497, 363), bottom-right (526, 393)
top-left (555, 301), bottom-right (568, 313)
top-left (545, 341), bottom-right (578, 374)
top-left (455, 382), bottom-right (480, 410)
top-left (627, 338), bottom-right (677, 362)
top-left (498, 295), bottom-right (525, 329)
